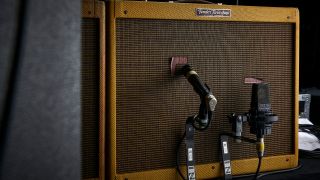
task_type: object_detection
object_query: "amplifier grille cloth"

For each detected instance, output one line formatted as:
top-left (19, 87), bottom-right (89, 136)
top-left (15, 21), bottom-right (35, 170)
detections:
top-left (81, 18), bottom-right (100, 179)
top-left (116, 19), bottom-right (295, 174)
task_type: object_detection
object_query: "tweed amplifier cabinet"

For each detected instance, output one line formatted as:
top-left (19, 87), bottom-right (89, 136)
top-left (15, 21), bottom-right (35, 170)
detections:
top-left (81, 0), bottom-right (105, 179)
top-left (108, 1), bottom-right (299, 180)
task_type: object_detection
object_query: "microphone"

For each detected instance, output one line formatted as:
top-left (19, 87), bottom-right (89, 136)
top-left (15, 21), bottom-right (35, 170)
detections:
top-left (180, 64), bottom-right (217, 129)
top-left (182, 64), bottom-right (217, 112)
top-left (248, 83), bottom-right (278, 157)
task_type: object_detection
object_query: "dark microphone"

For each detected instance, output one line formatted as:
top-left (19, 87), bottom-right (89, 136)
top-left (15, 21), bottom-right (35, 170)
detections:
top-left (182, 64), bottom-right (217, 112)
top-left (249, 83), bottom-right (278, 137)
top-left (248, 83), bottom-right (278, 157)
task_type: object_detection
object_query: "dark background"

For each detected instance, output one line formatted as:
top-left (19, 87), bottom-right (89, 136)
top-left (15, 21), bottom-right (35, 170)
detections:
top-left (0, 0), bottom-right (81, 179)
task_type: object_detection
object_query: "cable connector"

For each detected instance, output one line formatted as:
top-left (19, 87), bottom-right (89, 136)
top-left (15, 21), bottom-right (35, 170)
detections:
top-left (256, 138), bottom-right (265, 158)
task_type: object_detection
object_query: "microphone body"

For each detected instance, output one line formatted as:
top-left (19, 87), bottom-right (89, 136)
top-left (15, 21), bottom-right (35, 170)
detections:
top-left (248, 83), bottom-right (278, 157)
top-left (183, 65), bottom-right (210, 99)
top-left (248, 83), bottom-right (278, 138)
top-left (182, 64), bottom-right (217, 112)
top-left (181, 64), bottom-right (217, 129)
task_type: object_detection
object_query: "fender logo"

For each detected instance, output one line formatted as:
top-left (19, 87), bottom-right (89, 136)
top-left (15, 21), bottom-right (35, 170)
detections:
top-left (196, 8), bottom-right (231, 17)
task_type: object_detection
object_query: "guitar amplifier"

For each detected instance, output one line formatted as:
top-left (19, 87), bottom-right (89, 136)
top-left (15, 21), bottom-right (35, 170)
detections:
top-left (81, 0), bottom-right (105, 179)
top-left (107, 1), bottom-right (299, 179)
